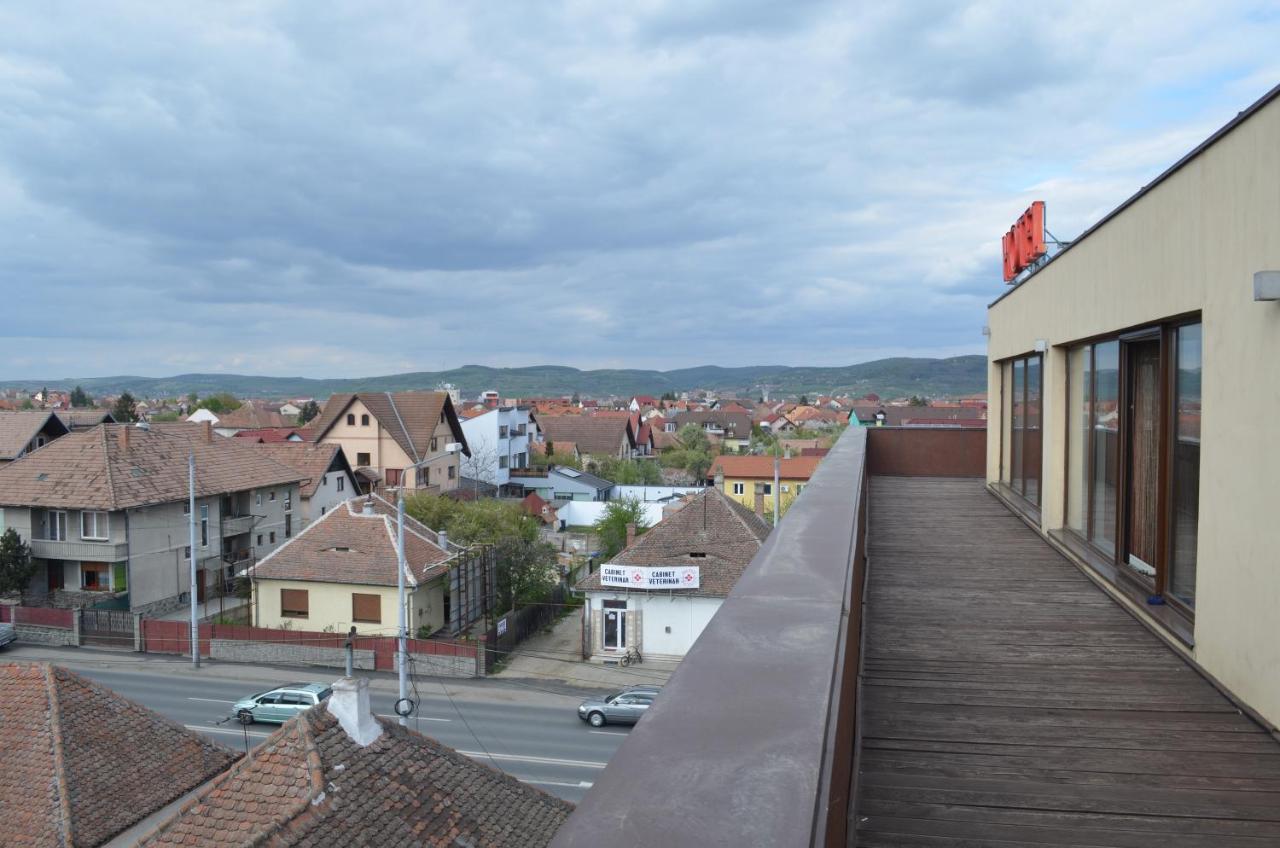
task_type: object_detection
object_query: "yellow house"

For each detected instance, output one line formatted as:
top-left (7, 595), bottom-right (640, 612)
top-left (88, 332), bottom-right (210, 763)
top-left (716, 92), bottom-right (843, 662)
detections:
top-left (709, 454), bottom-right (823, 516)
top-left (311, 391), bottom-right (469, 493)
top-left (249, 495), bottom-right (453, 636)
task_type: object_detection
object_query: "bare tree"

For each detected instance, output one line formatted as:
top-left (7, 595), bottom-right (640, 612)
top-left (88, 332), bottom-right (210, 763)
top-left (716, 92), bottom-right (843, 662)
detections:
top-left (460, 436), bottom-right (503, 497)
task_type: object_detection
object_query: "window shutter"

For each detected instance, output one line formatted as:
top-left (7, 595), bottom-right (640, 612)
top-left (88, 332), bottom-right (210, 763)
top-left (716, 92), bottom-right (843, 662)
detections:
top-left (352, 593), bottom-right (381, 623)
top-left (281, 588), bottom-right (309, 617)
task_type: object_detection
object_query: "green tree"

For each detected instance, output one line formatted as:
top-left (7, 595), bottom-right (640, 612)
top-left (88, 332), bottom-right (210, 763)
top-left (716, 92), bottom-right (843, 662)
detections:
top-left (70, 386), bottom-right (93, 407)
top-left (675, 423), bottom-right (710, 454)
top-left (798, 394), bottom-right (809, 405)
top-left (112, 392), bottom-right (139, 423)
top-left (492, 535), bottom-right (559, 614)
top-left (593, 497), bottom-right (650, 559)
top-left (0, 528), bottom-right (35, 596)
top-left (597, 457), bottom-right (662, 485)
top-left (571, 392), bottom-right (581, 406)
top-left (19, 398), bottom-right (35, 410)
top-left (297, 400), bottom-right (321, 425)
top-left (908, 395), bottom-right (928, 407)
top-left (196, 393), bottom-right (242, 414)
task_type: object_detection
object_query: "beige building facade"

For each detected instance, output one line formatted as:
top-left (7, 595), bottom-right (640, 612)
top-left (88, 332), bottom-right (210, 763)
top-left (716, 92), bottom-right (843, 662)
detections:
top-left (986, 84), bottom-right (1280, 728)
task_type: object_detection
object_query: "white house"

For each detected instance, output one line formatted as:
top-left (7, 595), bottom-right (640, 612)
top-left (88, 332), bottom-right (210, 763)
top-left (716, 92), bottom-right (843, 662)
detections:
top-left (458, 405), bottom-right (533, 492)
top-left (575, 487), bottom-right (771, 664)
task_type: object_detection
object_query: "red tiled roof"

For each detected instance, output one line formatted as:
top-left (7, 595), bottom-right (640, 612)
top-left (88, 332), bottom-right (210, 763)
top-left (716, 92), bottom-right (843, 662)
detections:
top-left (0, 663), bottom-right (236, 848)
top-left (250, 496), bottom-right (449, 587)
top-left (139, 702), bottom-right (572, 847)
top-left (709, 454), bottom-right (822, 481)
top-left (232, 427), bottom-right (307, 443)
top-left (251, 442), bottom-right (348, 499)
top-left (210, 402), bottom-right (288, 430)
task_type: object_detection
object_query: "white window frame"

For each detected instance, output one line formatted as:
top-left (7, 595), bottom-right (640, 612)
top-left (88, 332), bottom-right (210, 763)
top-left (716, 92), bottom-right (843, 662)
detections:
top-left (80, 510), bottom-right (109, 541)
top-left (337, 476), bottom-right (345, 492)
top-left (256, 492), bottom-right (262, 507)
top-left (48, 510), bottom-right (68, 542)
top-left (732, 482), bottom-right (745, 495)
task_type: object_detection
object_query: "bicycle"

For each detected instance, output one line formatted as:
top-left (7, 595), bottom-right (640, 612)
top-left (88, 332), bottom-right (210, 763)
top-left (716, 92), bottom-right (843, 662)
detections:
top-left (619, 645), bottom-right (643, 667)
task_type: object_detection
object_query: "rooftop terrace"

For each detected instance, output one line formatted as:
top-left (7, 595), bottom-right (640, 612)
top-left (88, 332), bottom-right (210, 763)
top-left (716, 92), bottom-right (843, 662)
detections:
top-left (552, 427), bottom-right (1280, 847)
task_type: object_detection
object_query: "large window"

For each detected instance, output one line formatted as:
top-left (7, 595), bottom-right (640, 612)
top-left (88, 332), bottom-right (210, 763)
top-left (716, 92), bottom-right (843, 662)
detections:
top-left (1064, 321), bottom-right (1201, 615)
top-left (1001, 353), bottom-right (1042, 506)
top-left (80, 511), bottom-right (109, 541)
top-left (46, 510), bottom-right (68, 542)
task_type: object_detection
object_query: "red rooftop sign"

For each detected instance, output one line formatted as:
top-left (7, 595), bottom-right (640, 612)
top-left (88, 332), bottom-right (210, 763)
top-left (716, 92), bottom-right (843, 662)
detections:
top-left (1002, 200), bottom-right (1046, 282)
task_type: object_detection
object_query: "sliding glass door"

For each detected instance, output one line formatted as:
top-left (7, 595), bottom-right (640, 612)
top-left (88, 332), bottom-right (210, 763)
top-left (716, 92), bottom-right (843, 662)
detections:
top-left (1001, 353), bottom-right (1042, 507)
top-left (1064, 320), bottom-right (1201, 614)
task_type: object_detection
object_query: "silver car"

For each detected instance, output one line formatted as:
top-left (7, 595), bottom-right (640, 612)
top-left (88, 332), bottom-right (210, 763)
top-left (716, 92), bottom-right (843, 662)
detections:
top-left (577, 685), bottom-right (661, 728)
top-left (234, 682), bottom-right (332, 725)
top-left (0, 622), bottom-right (14, 650)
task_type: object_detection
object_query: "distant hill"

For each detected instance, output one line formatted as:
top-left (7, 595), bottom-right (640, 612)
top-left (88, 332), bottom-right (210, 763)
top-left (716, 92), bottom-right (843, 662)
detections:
top-left (1, 356), bottom-right (987, 401)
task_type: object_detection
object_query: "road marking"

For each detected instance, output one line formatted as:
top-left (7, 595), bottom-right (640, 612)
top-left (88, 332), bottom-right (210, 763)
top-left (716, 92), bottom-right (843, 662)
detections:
top-left (457, 750), bottom-right (608, 769)
top-left (188, 697), bottom-right (235, 704)
top-left (186, 724), bottom-right (271, 738)
top-left (376, 713), bottom-right (452, 722)
top-left (588, 730), bottom-right (628, 737)
top-left (521, 779), bottom-right (594, 789)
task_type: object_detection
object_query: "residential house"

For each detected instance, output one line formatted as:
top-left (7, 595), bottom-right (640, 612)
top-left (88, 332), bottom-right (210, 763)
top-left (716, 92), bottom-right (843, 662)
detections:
top-left (251, 442), bottom-right (358, 528)
top-left (783, 406), bottom-right (848, 430)
top-left (310, 391), bottom-right (470, 493)
top-left (209, 401), bottom-right (289, 437)
top-left (987, 81), bottom-right (1280, 728)
top-left (278, 401), bottom-right (303, 418)
top-left (0, 423), bottom-right (303, 616)
top-left (458, 404), bottom-right (533, 491)
top-left (0, 410), bottom-right (70, 465)
top-left (136, 675), bottom-right (572, 847)
top-left (537, 415), bottom-right (636, 464)
top-left (708, 454), bottom-right (823, 515)
top-left (515, 466), bottom-right (614, 502)
top-left (232, 427), bottom-right (307, 443)
top-left (248, 495), bottom-right (455, 636)
top-left (531, 438), bottom-right (580, 464)
top-left (185, 408), bottom-right (219, 425)
top-left (0, 662), bottom-right (238, 848)
top-left (576, 487), bottom-right (770, 663)
top-left (673, 410), bottom-right (753, 452)
top-left (628, 395), bottom-right (660, 413)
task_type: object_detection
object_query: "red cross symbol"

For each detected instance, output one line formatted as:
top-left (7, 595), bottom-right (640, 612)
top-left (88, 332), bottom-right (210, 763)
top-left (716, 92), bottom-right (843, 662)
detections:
top-left (632, 571), bottom-right (644, 583)
top-left (683, 570), bottom-right (695, 583)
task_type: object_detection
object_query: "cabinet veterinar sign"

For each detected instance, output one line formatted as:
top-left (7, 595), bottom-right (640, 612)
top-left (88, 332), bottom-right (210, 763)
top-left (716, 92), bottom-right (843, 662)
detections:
top-left (600, 564), bottom-right (700, 590)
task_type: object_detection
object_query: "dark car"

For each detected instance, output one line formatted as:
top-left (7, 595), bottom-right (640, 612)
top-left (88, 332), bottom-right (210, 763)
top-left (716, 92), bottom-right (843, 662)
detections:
top-left (577, 684), bottom-right (662, 727)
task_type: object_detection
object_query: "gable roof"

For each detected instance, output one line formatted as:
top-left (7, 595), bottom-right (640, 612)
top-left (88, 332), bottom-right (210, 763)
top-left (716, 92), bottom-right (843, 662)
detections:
top-left (54, 409), bottom-right (118, 431)
top-left (251, 442), bottom-right (351, 499)
top-left (311, 391), bottom-right (470, 461)
top-left (249, 496), bottom-right (450, 587)
top-left (709, 454), bottom-right (822, 482)
top-left (232, 427), bottom-right (307, 443)
top-left (0, 662), bottom-right (237, 848)
top-left (576, 488), bottom-right (770, 598)
top-left (0, 410), bottom-right (69, 460)
top-left (211, 401), bottom-right (287, 430)
top-left (673, 410), bottom-right (752, 437)
top-left (138, 696), bottom-right (572, 847)
top-left (549, 466), bottom-right (614, 492)
top-left (538, 415), bottom-right (634, 457)
top-left (0, 423), bottom-right (307, 511)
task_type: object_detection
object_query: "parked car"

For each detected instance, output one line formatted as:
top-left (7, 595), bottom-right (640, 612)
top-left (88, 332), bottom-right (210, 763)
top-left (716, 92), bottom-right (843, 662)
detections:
top-left (233, 682), bottom-right (332, 725)
top-left (577, 685), bottom-right (662, 728)
top-left (0, 622), bottom-right (15, 650)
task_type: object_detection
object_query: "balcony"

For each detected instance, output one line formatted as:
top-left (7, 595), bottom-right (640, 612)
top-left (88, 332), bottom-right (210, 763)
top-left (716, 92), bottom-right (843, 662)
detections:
top-left (552, 426), bottom-right (1280, 846)
top-left (221, 514), bottom-right (256, 537)
top-left (30, 538), bottom-right (128, 562)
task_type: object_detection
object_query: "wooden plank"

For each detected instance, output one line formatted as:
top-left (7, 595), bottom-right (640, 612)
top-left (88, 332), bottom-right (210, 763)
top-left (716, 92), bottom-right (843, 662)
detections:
top-left (851, 477), bottom-right (1280, 845)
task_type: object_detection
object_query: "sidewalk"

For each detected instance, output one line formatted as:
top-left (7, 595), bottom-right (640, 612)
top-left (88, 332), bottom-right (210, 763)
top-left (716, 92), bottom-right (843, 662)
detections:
top-left (493, 611), bottom-right (675, 691)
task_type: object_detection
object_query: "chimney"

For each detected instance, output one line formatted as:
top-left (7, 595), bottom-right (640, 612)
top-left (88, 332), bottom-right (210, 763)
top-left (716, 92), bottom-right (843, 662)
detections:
top-left (202, 420), bottom-right (213, 443)
top-left (362, 499), bottom-right (375, 515)
top-left (438, 529), bottom-right (449, 550)
top-left (783, 447), bottom-right (791, 460)
top-left (754, 482), bottom-right (766, 517)
top-left (625, 522), bottom-right (636, 549)
top-left (713, 470), bottom-right (724, 489)
top-left (118, 425), bottom-right (130, 450)
top-left (326, 676), bottom-right (383, 747)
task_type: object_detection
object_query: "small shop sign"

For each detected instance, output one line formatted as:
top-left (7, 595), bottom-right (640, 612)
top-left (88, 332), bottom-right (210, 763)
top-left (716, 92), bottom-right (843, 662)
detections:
top-left (600, 564), bottom-right (700, 590)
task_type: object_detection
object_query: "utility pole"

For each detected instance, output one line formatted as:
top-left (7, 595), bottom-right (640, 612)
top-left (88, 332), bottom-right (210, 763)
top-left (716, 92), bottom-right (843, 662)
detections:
top-left (188, 453), bottom-right (200, 669)
top-left (396, 486), bottom-right (409, 726)
top-left (773, 439), bottom-right (780, 525)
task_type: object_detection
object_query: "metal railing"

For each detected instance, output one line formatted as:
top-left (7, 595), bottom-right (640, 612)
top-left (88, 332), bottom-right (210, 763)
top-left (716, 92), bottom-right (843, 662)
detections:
top-left (552, 427), bottom-right (869, 848)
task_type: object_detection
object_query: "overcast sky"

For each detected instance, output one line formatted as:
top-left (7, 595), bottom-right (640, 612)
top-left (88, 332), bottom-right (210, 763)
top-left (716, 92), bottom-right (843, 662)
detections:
top-left (1, 2), bottom-right (1277, 379)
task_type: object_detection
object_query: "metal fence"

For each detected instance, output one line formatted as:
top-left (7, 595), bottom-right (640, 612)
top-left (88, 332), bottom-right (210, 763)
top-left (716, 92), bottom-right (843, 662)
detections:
top-left (483, 583), bottom-right (570, 673)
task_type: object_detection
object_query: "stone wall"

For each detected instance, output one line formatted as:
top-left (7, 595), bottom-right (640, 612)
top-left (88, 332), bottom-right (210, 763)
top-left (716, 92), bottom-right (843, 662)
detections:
top-left (16, 623), bottom-right (79, 647)
top-left (208, 640), bottom-right (377, 670)
top-left (406, 651), bottom-right (480, 679)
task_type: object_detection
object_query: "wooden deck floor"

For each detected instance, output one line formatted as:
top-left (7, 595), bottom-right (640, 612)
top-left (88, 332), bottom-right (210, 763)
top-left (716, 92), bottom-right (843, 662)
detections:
top-left (852, 477), bottom-right (1280, 847)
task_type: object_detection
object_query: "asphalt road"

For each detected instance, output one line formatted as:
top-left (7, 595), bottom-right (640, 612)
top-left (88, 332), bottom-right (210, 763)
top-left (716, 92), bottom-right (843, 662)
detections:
top-left (7, 646), bottom-right (631, 803)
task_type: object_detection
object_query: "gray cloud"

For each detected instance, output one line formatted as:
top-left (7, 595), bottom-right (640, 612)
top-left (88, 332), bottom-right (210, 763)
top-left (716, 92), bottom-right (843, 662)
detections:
top-left (0, 1), bottom-right (1277, 378)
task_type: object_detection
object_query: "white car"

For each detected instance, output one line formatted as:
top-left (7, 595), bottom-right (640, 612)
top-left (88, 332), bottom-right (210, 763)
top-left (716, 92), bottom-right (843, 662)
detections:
top-left (0, 622), bottom-right (15, 650)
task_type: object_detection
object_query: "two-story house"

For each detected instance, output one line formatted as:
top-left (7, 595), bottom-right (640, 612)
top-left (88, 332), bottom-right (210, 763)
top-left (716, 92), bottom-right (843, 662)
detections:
top-left (250, 442), bottom-right (359, 528)
top-left (310, 391), bottom-right (470, 493)
top-left (537, 415), bottom-right (637, 465)
top-left (0, 422), bottom-right (304, 616)
top-left (458, 405), bottom-right (533, 493)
